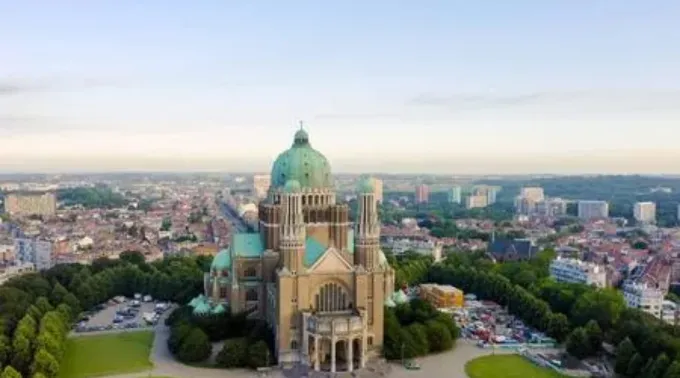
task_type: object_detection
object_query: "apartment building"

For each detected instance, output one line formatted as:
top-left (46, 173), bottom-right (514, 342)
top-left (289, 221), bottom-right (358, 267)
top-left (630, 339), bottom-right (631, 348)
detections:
top-left (4, 190), bottom-right (57, 216)
top-left (448, 186), bottom-right (462, 204)
top-left (14, 238), bottom-right (53, 270)
top-left (622, 281), bottom-right (664, 318)
top-left (466, 194), bottom-right (488, 209)
top-left (515, 187), bottom-right (545, 215)
top-left (536, 198), bottom-right (568, 217)
top-left (577, 200), bottom-right (609, 219)
top-left (549, 256), bottom-right (607, 288)
top-left (520, 187), bottom-right (545, 202)
top-left (634, 202), bottom-right (656, 224)
top-left (252, 174), bottom-right (271, 200)
top-left (474, 185), bottom-right (499, 205)
top-left (415, 184), bottom-right (429, 204)
top-left (370, 177), bottom-right (383, 203)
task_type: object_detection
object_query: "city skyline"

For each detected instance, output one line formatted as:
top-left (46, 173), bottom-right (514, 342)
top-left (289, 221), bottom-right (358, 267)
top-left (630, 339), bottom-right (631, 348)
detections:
top-left (3, 1), bottom-right (680, 173)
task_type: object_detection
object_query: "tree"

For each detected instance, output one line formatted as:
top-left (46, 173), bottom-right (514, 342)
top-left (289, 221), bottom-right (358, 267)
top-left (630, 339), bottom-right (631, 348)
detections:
top-left (36, 332), bottom-right (62, 361)
top-left (0, 366), bottom-right (22, 378)
top-left (177, 328), bottom-right (211, 363)
top-left (10, 333), bottom-right (32, 373)
top-left (566, 327), bottom-right (591, 359)
top-left (584, 319), bottom-right (603, 353)
top-left (615, 338), bottom-right (637, 374)
top-left (55, 304), bottom-right (73, 323)
top-left (571, 289), bottom-right (625, 331)
top-left (664, 361), bottom-right (680, 378)
top-left (0, 335), bottom-right (10, 366)
top-left (247, 341), bottom-right (270, 369)
top-left (406, 323), bottom-right (429, 356)
top-left (49, 283), bottom-right (69, 307)
top-left (424, 320), bottom-right (453, 352)
top-left (546, 313), bottom-right (570, 342)
top-left (119, 251), bottom-right (145, 266)
top-left (32, 373), bottom-right (48, 378)
top-left (650, 353), bottom-right (671, 378)
top-left (34, 297), bottom-right (53, 315)
top-left (628, 353), bottom-right (646, 378)
top-left (61, 293), bottom-right (80, 314)
top-left (31, 349), bottom-right (59, 378)
top-left (216, 338), bottom-right (248, 368)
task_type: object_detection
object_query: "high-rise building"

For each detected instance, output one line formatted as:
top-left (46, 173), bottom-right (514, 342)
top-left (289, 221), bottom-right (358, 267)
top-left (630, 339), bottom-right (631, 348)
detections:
top-left (474, 185), bottom-right (499, 205)
top-left (520, 187), bottom-right (545, 202)
top-left (252, 174), bottom-right (271, 200)
top-left (369, 177), bottom-right (383, 203)
top-left (4, 190), bottom-right (57, 216)
top-left (447, 186), bottom-right (462, 204)
top-left (466, 195), bottom-right (488, 209)
top-left (634, 202), bottom-right (656, 224)
top-left (13, 238), bottom-right (53, 270)
top-left (577, 200), bottom-right (609, 219)
top-left (199, 128), bottom-right (394, 373)
top-left (415, 184), bottom-right (429, 204)
top-left (535, 198), bottom-right (568, 217)
top-left (623, 282), bottom-right (663, 318)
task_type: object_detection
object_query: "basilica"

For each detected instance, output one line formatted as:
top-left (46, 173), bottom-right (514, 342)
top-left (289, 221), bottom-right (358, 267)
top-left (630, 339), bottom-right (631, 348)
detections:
top-left (199, 127), bottom-right (395, 373)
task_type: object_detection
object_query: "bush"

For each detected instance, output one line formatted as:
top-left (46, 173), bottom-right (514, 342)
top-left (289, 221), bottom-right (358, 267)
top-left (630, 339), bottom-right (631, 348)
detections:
top-left (216, 338), bottom-right (248, 368)
top-left (177, 328), bottom-right (212, 364)
top-left (247, 341), bottom-right (271, 369)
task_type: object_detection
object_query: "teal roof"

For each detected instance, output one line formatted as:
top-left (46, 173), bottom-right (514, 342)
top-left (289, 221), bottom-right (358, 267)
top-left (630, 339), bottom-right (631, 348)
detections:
top-left (357, 176), bottom-right (375, 194)
top-left (192, 297), bottom-right (211, 315)
top-left (232, 233), bottom-right (264, 258)
top-left (304, 237), bottom-right (327, 267)
top-left (211, 249), bottom-right (231, 271)
top-left (284, 179), bottom-right (302, 193)
top-left (188, 296), bottom-right (200, 308)
top-left (270, 128), bottom-right (333, 190)
top-left (212, 304), bottom-right (227, 314)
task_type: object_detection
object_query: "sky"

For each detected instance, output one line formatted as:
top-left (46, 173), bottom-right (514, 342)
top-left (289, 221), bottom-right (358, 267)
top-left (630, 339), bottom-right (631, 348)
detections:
top-left (2, 1), bottom-right (680, 174)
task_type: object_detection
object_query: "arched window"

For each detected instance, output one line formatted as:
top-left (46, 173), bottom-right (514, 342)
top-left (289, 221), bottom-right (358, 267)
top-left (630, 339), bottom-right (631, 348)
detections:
top-left (246, 288), bottom-right (258, 301)
top-left (244, 266), bottom-right (257, 277)
top-left (291, 340), bottom-right (298, 350)
top-left (314, 282), bottom-right (348, 312)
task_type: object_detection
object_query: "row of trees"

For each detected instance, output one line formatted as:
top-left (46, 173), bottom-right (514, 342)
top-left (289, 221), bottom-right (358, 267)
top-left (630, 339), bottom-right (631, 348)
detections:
top-left (383, 298), bottom-right (460, 360)
top-left (166, 306), bottom-right (273, 369)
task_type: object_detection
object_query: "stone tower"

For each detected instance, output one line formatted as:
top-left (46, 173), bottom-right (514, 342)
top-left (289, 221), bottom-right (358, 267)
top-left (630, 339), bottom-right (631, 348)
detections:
top-left (279, 180), bottom-right (306, 273)
top-left (354, 176), bottom-right (380, 270)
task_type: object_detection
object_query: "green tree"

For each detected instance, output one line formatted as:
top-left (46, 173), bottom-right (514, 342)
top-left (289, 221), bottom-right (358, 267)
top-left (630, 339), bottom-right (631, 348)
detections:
top-left (566, 327), bottom-right (591, 359)
top-left (31, 349), bottom-right (59, 378)
top-left (34, 297), bottom-right (53, 316)
top-left (49, 283), bottom-right (68, 307)
top-left (177, 328), bottom-right (211, 363)
top-left (0, 366), bottom-right (22, 378)
top-left (406, 323), bottom-right (429, 356)
top-left (584, 319), bottom-right (603, 353)
top-left (61, 293), bottom-right (80, 314)
top-left (216, 338), bottom-right (248, 368)
top-left (628, 353), bottom-right (646, 378)
top-left (32, 373), bottom-right (48, 378)
top-left (615, 338), bottom-right (637, 374)
top-left (55, 304), bottom-right (72, 323)
top-left (36, 332), bottom-right (62, 361)
top-left (424, 320), bottom-right (453, 352)
top-left (546, 313), bottom-right (570, 342)
top-left (664, 361), bottom-right (680, 378)
top-left (119, 251), bottom-right (145, 266)
top-left (650, 354), bottom-right (671, 378)
top-left (0, 335), bottom-right (10, 366)
top-left (571, 289), bottom-right (625, 331)
top-left (10, 333), bottom-right (32, 373)
top-left (247, 341), bottom-right (270, 369)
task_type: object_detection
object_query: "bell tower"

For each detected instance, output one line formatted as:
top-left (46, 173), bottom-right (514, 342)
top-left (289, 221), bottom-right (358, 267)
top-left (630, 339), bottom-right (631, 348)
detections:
top-left (354, 177), bottom-right (380, 270)
top-left (279, 180), bottom-right (306, 273)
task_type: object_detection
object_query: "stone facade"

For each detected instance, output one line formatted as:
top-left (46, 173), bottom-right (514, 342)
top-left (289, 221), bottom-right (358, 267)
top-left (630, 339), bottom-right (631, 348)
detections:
top-left (203, 128), bottom-right (394, 373)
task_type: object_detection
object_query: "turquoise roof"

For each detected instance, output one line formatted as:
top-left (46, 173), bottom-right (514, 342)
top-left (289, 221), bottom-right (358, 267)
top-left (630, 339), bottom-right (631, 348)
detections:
top-left (304, 237), bottom-right (327, 267)
top-left (357, 176), bottom-right (375, 194)
top-left (270, 128), bottom-right (333, 190)
top-left (284, 179), bottom-right (302, 193)
top-left (212, 304), bottom-right (227, 314)
top-left (188, 296), bottom-right (200, 308)
top-left (211, 249), bottom-right (231, 271)
top-left (232, 233), bottom-right (264, 258)
top-left (193, 298), bottom-right (211, 315)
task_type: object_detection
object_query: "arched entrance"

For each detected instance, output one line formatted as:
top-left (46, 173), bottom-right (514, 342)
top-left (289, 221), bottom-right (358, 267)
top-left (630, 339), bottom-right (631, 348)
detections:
top-left (335, 339), bottom-right (348, 371)
top-left (352, 338), bottom-right (362, 370)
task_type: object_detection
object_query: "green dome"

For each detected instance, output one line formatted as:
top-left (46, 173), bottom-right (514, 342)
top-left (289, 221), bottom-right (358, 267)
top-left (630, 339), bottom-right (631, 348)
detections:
top-left (357, 176), bottom-right (375, 194)
top-left (284, 179), bottom-right (302, 193)
top-left (211, 249), bottom-right (231, 271)
top-left (270, 128), bottom-right (333, 190)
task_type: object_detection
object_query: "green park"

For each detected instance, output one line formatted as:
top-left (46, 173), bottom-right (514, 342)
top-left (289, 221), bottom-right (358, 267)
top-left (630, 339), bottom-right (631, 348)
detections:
top-left (465, 355), bottom-right (567, 378)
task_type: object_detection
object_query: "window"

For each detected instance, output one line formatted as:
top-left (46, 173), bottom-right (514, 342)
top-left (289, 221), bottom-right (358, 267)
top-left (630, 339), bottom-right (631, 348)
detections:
top-left (246, 288), bottom-right (258, 301)
top-left (244, 266), bottom-right (257, 277)
top-left (291, 340), bottom-right (298, 350)
top-left (315, 283), bottom-right (347, 312)
top-left (368, 337), bottom-right (373, 346)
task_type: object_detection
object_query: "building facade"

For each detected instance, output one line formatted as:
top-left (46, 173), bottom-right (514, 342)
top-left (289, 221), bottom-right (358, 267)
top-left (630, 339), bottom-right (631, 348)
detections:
top-left (634, 201), bottom-right (656, 224)
top-left (535, 198), bottom-right (568, 217)
top-left (415, 184), bottom-right (429, 204)
top-left (4, 191), bottom-right (57, 216)
top-left (447, 186), bottom-right (462, 204)
top-left (369, 178), bottom-right (383, 203)
top-left (253, 174), bottom-right (272, 200)
top-left (466, 194), bottom-right (488, 209)
top-left (200, 128), bottom-right (394, 373)
top-left (622, 281), bottom-right (663, 318)
top-left (577, 200), bottom-right (609, 219)
top-left (14, 238), bottom-right (53, 270)
top-left (549, 256), bottom-right (606, 288)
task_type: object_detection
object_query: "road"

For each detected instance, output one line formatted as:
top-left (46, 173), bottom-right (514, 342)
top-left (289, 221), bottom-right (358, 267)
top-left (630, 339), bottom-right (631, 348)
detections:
top-left (220, 198), bottom-right (251, 233)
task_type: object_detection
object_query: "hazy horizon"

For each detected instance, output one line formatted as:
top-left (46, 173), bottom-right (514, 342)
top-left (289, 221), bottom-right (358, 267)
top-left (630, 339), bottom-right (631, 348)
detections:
top-left (3, 1), bottom-right (680, 173)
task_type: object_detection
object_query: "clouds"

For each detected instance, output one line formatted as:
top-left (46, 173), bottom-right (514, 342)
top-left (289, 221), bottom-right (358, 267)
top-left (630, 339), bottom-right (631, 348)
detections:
top-left (406, 89), bottom-right (680, 113)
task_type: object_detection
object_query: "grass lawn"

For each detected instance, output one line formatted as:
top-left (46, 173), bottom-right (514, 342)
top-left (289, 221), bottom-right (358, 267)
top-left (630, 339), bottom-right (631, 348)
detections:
top-left (59, 331), bottom-right (154, 378)
top-left (465, 354), bottom-right (568, 378)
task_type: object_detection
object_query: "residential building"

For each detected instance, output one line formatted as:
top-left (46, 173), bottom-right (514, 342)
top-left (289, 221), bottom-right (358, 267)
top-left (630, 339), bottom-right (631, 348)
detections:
top-left (252, 174), bottom-right (271, 200)
top-left (549, 256), bottom-right (607, 288)
top-left (622, 281), bottom-right (664, 318)
top-left (515, 187), bottom-right (545, 215)
top-left (370, 177), bottom-right (383, 203)
top-left (198, 128), bottom-right (395, 373)
top-left (487, 238), bottom-right (538, 261)
top-left (419, 284), bottom-right (464, 308)
top-left (577, 200), bottom-right (609, 219)
top-left (536, 198), bottom-right (568, 217)
top-left (14, 238), bottom-right (53, 270)
top-left (447, 186), bottom-right (462, 204)
top-left (520, 187), bottom-right (545, 202)
top-left (415, 184), bottom-right (429, 204)
top-left (466, 195), bottom-right (488, 209)
top-left (474, 185), bottom-right (499, 205)
top-left (634, 202), bottom-right (656, 224)
top-left (4, 190), bottom-right (57, 216)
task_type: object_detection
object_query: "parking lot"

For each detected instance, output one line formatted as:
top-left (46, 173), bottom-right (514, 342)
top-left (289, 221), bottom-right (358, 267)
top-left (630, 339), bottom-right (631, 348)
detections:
top-left (75, 295), bottom-right (171, 334)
